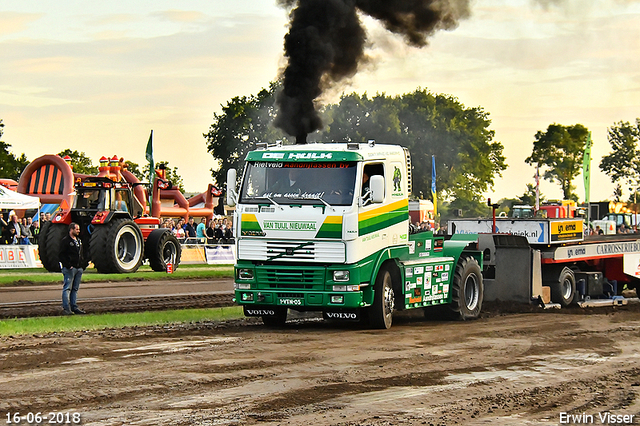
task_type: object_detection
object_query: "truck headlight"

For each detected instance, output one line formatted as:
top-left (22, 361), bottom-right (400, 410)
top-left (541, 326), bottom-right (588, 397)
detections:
top-left (235, 283), bottom-right (252, 290)
top-left (238, 268), bottom-right (254, 280)
top-left (241, 292), bottom-right (254, 301)
top-left (333, 270), bottom-right (350, 282)
top-left (331, 295), bottom-right (344, 303)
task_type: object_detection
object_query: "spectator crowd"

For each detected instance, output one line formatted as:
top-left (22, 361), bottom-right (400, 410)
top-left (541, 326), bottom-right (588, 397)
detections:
top-left (1, 212), bottom-right (49, 245)
top-left (161, 216), bottom-right (234, 245)
top-left (1, 212), bottom-right (233, 246)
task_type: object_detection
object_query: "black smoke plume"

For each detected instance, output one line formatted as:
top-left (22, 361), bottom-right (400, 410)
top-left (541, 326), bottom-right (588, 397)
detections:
top-left (275, 0), bottom-right (470, 143)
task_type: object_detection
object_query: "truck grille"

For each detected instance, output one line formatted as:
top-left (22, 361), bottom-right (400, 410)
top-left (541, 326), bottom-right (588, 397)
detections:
top-left (238, 239), bottom-right (345, 263)
top-left (256, 268), bottom-right (325, 289)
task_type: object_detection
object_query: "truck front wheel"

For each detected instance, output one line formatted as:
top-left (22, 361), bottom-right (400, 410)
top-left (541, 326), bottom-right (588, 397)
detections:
top-left (370, 266), bottom-right (395, 329)
top-left (449, 256), bottom-right (483, 320)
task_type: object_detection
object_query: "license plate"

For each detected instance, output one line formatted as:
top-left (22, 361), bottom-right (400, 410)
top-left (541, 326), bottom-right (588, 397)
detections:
top-left (278, 298), bottom-right (303, 306)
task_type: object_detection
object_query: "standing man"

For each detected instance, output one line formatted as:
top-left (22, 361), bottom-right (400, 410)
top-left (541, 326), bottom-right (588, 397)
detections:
top-left (60, 222), bottom-right (86, 315)
top-left (196, 217), bottom-right (206, 243)
top-left (184, 217), bottom-right (197, 244)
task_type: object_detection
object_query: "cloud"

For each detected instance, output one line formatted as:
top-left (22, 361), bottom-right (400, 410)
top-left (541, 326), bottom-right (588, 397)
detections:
top-left (0, 12), bottom-right (43, 36)
top-left (153, 10), bottom-right (209, 24)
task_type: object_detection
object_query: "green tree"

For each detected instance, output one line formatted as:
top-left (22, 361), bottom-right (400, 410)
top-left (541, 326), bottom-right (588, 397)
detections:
top-left (525, 123), bottom-right (589, 200)
top-left (322, 90), bottom-right (507, 204)
top-left (0, 119), bottom-right (30, 180)
top-left (599, 119), bottom-right (640, 201)
top-left (204, 82), bottom-right (289, 185)
top-left (57, 149), bottom-right (99, 175)
top-left (518, 183), bottom-right (544, 206)
top-left (143, 161), bottom-right (184, 192)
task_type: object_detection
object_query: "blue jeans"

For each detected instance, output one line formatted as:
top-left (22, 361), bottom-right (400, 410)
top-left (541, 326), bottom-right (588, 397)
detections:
top-left (62, 267), bottom-right (83, 311)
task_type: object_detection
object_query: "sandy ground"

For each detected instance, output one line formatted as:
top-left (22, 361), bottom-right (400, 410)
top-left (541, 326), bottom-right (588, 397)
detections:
top-left (1, 304), bottom-right (640, 426)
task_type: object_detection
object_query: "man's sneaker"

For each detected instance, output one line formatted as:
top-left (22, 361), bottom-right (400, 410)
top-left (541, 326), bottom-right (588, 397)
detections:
top-left (62, 309), bottom-right (74, 316)
top-left (72, 308), bottom-right (86, 315)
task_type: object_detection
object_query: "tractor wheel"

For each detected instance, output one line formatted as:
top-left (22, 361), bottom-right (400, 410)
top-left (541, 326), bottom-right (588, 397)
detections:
top-left (145, 229), bottom-right (182, 272)
top-left (90, 218), bottom-right (143, 273)
top-left (369, 265), bottom-right (395, 329)
top-left (448, 256), bottom-right (484, 320)
top-left (38, 221), bottom-right (67, 272)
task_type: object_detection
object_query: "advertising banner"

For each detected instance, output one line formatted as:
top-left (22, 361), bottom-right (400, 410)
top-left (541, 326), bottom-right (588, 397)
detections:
top-left (0, 245), bottom-right (42, 268)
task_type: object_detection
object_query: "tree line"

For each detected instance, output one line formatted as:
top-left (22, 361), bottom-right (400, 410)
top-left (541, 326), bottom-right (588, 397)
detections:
top-left (2, 87), bottom-right (640, 215)
top-left (203, 82), bottom-right (640, 216)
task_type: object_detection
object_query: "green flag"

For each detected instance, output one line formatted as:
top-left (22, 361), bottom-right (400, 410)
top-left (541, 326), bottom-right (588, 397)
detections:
top-left (145, 130), bottom-right (154, 183)
top-left (583, 132), bottom-right (592, 204)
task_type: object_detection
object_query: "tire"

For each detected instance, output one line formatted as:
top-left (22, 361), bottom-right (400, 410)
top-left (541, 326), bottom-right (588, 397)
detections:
top-left (448, 256), bottom-right (484, 320)
top-left (89, 218), bottom-right (144, 273)
top-left (369, 266), bottom-right (395, 329)
top-left (261, 307), bottom-right (288, 327)
top-left (546, 266), bottom-right (575, 307)
top-left (145, 229), bottom-right (182, 272)
top-left (38, 221), bottom-right (67, 272)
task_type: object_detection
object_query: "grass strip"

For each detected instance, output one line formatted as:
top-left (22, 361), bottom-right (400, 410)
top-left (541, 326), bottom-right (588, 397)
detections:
top-left (0, 306), bottom-right (244, 336)
top-left (0, 264), bottom-right (234, 287)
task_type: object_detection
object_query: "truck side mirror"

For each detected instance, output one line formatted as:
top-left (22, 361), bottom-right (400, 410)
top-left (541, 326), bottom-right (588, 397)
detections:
top-left (370, 175), bottom-right (385, 203)
top-left (226, 169), bottom-right (237, 207)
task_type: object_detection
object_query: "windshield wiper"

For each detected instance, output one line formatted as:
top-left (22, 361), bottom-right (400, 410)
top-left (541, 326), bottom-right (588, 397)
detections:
top-left (308, 196), bottom-right (331, 208)
top-left (252, 194), bottom-right (282, 208)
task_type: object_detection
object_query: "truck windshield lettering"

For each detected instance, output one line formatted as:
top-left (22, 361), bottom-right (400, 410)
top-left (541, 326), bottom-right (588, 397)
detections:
top-left (240, 161), bottom-right (357, 206)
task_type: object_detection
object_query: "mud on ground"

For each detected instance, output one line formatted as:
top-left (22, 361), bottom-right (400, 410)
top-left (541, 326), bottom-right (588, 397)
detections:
top-left (1, 304), bottom-right (640, 425)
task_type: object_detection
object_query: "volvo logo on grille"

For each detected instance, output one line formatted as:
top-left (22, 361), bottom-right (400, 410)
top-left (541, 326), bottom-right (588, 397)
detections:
top-left (286, 248), bottom-right (294, 255)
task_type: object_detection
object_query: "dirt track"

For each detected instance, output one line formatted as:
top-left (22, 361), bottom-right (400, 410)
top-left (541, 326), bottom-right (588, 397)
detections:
top-left (2, 305), bottom-right (640, 426)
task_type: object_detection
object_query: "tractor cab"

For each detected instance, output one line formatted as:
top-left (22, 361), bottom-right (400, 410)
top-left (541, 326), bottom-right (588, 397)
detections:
top-left (73, 177), bottom-right (143, 218)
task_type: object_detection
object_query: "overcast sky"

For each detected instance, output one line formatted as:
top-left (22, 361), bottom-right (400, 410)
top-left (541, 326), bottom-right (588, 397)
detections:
top-left (1, 0), bottom-right (639, 203)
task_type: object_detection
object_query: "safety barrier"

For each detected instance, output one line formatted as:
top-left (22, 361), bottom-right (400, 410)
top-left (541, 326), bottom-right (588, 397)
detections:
top-left (180, 244), bottom-right (236, 265)
top-left (0, 243), bottom-right (235, 269)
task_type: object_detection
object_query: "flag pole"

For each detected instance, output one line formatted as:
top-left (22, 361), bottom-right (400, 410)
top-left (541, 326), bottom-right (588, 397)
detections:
top-left (583, 132), bottom-right (592, 230)
top-left (145, 130), bottom-right (154, 210)
top-left (431, 155), bottom-right (437, 222)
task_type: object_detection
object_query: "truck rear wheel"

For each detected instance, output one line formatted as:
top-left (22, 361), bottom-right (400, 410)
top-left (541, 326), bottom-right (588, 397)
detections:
top-left (448, 256), bottom-right (483, 320)
top-left (370, 266), bottom-right (395, 329)
top-left (38, 221), bottom-right (67, 272)
top-left (90, 218), bottom-right (144, 273)
top-left (261, 307), bottom-right (288, 327)
top-left (145, 229), bottom-right (181, 272)
top-left (546, 266), bottom-right (575, 307)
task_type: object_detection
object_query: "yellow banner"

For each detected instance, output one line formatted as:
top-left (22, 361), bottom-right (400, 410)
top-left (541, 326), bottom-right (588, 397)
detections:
top-left (550, 220), bottom-right (583, 242)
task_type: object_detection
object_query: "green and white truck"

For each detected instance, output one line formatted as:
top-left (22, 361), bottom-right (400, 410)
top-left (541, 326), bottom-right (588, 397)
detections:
top-left (226, 141), bottom-right (483, 328)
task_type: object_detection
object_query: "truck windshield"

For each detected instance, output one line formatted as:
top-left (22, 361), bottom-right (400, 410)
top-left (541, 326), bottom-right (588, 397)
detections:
top-left (240, 161), bottom-right (357, 206)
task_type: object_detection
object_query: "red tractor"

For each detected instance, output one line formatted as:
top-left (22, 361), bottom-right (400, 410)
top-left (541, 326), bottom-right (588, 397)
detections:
top-left (38, 177), bottom-right (181, 273)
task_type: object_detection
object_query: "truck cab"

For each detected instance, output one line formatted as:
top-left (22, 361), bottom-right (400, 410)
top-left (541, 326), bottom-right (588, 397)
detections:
top-left (228, 142), bottom-right (483, 328)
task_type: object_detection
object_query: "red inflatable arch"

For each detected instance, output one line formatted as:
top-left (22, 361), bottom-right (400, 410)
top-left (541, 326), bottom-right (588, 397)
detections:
top-left (17, 154), bottom-right (75, 208)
